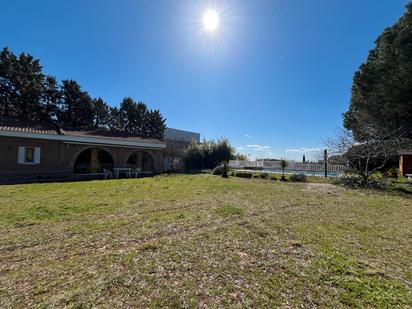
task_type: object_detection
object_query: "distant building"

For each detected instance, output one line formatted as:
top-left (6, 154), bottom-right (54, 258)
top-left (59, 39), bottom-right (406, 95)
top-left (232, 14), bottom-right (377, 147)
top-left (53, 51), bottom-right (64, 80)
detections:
top-left (164, 128), bottom-right (200, 143)
top-left (163, 128), bottom-right (200, 171)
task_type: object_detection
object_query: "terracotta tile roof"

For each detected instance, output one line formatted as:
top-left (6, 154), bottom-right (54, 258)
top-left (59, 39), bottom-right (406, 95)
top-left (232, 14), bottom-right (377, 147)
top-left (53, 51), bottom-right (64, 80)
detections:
top-left (0, 118), bottom-right (165, 145)
top-left (0, 118), bottom-right (59, 135)
top-left (61, 129), bottom-right (164, 144)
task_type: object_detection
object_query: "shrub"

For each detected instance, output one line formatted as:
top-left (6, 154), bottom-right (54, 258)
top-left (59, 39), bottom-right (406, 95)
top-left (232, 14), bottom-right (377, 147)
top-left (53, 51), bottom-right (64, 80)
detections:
top-left (212, 162), bottom-right (229, 177)
top-left (252, 174), bottom-right (260, 179)
top-left (184, 138), bottom-right (234, 170)
top-left (280, 175), bottom-right (288, 181)
top-left (259, 172), bottom-right (269, 179)
top-left (387, 168), bottom-right (400, 178)
top-left (290, 174), bottom-right (307, 182)
top-left (229, 171), bottom-right (236, 177)
top-left (235, 172), bottom-right (253, 178)
top-left (212, 165), bottom-right (223, 176)
top-left (270, 175), bottom-right (278, 181)
top-left (221, 162), bottom-right (229, 178)
top-left (336, 175), bottom-right (389, 190)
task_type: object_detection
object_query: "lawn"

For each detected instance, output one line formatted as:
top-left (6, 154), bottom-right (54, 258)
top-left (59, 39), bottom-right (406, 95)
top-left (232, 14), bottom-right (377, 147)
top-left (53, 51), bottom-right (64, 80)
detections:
top-left (0, 174), bottom-right (411, 308)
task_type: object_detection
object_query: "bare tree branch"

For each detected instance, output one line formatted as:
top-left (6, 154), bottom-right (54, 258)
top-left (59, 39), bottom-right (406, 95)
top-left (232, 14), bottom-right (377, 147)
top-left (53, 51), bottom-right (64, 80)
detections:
top-left (325, 123), bottom-right (408, 182)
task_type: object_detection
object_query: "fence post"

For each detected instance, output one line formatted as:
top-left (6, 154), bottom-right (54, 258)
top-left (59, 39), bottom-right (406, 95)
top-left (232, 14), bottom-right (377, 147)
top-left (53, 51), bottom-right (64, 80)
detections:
top-left (324, 149), bottom-right (328, 178)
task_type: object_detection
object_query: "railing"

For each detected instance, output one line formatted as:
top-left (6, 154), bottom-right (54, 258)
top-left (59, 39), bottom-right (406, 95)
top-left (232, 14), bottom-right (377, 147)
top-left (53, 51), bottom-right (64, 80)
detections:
top-left (228, 160), bottom-right (345, 173)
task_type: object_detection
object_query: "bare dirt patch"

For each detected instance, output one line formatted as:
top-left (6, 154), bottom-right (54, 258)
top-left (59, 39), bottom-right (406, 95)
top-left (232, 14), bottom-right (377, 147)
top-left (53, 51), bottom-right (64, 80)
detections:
top-left (304, 183), bottom-right (341, 194)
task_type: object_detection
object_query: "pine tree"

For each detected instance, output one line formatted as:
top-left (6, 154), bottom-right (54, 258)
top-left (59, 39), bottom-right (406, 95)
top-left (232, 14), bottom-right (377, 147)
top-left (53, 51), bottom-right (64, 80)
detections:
top-left (0, 48), bottom-right (46, 121)
top-left (92, 97), bottom-right (110, 128)
top-left (42, 76), bottom-right (61, 121)
top-left (118, 98), bottom-right (148, 135)
top-left (0, 47), bottom-right (18, 117)
top-left (0, 47), bottom-right (168, 137)
top-left (344, 3), bottom-right (412, 140)
top-left (144, 109), bottom-right (166, 140)
top-left (14, 52), bottom-right (45, 121)
top-left (60, 80), bottom-right (94, 128)
top-left (108, 106), bottom-right (122, 131)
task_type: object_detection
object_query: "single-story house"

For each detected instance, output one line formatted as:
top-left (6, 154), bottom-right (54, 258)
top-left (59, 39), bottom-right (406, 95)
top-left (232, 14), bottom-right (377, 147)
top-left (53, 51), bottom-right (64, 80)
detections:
top-left (399, 149), bottom-right (412, 176)
top-left (0, 118), bottom-right (166, 182)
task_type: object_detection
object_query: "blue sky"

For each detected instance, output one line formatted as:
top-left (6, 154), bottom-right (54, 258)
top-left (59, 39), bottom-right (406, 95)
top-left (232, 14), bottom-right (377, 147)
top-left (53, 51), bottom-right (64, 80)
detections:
top-left (0, 0), bottom-right (409, 160)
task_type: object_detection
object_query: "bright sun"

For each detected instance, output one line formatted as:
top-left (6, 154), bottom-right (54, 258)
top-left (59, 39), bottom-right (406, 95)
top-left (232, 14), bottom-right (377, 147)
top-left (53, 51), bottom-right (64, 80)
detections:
top-left (203, 10), bottom-right (219, 32)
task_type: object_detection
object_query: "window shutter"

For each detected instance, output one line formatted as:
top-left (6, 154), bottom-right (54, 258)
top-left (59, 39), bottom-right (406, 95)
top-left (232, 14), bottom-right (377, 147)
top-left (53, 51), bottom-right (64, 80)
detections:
top-left (18, 147), bottom-right (25, 164)
top-left (34, 147), bottom-right (41, 164)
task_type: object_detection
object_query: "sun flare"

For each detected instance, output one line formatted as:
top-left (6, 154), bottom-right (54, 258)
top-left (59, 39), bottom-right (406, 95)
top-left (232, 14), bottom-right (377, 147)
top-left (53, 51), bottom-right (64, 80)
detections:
top-left (203, 10), bottom-right (219, 32)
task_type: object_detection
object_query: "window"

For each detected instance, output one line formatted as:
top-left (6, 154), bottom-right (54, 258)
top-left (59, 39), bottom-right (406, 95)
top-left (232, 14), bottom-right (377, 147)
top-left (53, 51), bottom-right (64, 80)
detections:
top-left (25, 147), bottom-right (35, 163)
top-left (18, 146), bottom-right (41, 165)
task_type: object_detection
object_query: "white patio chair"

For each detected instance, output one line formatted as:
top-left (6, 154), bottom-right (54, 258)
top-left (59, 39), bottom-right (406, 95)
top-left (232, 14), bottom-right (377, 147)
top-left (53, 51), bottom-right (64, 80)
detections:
top-left (103, 169), bottom-right (113, 179)
top-left (132, 168), bottom-right (142, 178)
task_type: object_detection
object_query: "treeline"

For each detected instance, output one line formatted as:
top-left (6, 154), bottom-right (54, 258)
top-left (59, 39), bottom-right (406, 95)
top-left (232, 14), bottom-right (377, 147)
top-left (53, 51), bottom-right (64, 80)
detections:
top-left (0, 47), bottom-right (166, 139)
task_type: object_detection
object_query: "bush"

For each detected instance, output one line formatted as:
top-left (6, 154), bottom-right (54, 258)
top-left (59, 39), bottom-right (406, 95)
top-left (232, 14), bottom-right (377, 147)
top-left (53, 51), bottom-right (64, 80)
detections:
top-left (229, 171), bottom-right (236, 177)
top-left (212, 165), bottom-right (223, 176)
top-left (235, 172), bottom-right (253, 178)
top-left (252, 174), bottom-right (260, 179)
top-left (386, 168), bottom-right (400, 178)
top-left (184, 138), bottom-right (234, 170)
top-left (259, 172), bottom-right (269, 179)
top-left (212, 162), bottom-right (229, 177)
top-left (221, 162), bottom-right (229, 178)
top-left (290, 174), bottom-right (307, 182)
top-left (336, 175), bottom-right (389, 190)
top-left (269, 175), bottom-right (278, 181)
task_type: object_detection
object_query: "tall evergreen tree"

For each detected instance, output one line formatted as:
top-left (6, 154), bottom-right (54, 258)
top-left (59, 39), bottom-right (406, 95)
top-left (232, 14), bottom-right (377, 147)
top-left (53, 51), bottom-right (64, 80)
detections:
top-left (108, 106), bottom-right (122, 131)
top-left (118, 97), bottom-right (147, 135)
top-left (0, 48), bottom-right (45, 121)
top-left (60, 80), bottom-right (94, 128)
top-left (0, 47), bottom-right (167, 138)
top-left (0, 47), bottom-right (18, 117)
top-left (42, 75), bottom-right (61, 121)
top-left (92, 97), bottom-right (110, 128)
top-left (143, 109), bottom-right (166, 140)
top-left (14, 52), bottom-right (45, 121)
top-left (344, 3), bottom-right (412, 140)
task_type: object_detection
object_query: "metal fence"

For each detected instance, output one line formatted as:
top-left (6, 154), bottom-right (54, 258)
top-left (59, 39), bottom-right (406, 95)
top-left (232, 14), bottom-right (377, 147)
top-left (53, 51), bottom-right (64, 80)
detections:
top-left (228, 160), bottom-right (345, 173)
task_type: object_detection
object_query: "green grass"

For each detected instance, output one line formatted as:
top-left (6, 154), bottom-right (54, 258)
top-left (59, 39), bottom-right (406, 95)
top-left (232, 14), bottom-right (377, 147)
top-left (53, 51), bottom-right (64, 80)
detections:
top-left (214, 203), bottom-right (245, 217)
top-left (0, 174), bottom-right (411, 308)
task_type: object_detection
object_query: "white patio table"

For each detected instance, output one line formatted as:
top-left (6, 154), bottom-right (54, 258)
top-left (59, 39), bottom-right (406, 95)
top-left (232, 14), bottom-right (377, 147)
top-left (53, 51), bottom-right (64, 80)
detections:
top-left (113, 168), bottom-right (133, 179)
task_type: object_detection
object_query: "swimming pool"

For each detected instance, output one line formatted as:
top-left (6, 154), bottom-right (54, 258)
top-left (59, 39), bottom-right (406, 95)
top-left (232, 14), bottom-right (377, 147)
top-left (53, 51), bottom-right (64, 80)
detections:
top-left (235, 169), bottom-right (340, 177)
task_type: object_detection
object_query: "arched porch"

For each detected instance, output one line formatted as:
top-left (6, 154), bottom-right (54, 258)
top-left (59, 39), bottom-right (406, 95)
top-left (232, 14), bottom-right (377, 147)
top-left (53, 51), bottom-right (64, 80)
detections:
top-left (73, 148), bottom-right (114, 174)
top-left (126, 151), bottom-right (155, 172)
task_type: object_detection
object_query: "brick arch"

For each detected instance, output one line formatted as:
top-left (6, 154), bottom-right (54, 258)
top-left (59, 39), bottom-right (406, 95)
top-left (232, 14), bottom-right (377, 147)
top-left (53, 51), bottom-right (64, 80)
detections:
top-left (125, 150), bottom-right (156, 172)
top-left (70, 146), bottom-right (115, 173)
